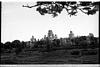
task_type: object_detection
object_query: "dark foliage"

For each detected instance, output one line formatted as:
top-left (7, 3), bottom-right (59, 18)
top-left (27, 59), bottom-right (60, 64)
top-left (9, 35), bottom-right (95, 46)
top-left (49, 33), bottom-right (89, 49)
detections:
top-left (71, 50), bottom-right (80, 55)
top-left (23, 1), bottom-right (99, 17)
top-left (1, 36), bottom-right (99, 54)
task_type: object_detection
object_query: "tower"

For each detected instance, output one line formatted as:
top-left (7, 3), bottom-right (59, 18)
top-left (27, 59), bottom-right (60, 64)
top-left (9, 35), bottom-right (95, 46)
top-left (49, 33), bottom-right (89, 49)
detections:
top-left (69, 31), bottom-right (74, 39)
top-left (43, 35), bottom-right (47, 40)
top-left (54, 34), bottom-right (58, 39)
top-left (30, 36), bottom-right (36, 43)
top-left (30, 36), bottom-right (36, 48)
top-left (48, 30), bottom-right (54, 40)
top-left (88, 33), bottom-right (94, 37)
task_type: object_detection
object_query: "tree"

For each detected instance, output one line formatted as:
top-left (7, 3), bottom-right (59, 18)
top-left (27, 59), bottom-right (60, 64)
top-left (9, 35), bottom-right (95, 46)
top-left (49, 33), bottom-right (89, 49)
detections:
top-left (4, 41), bottom-right (12, 49)
top-left (11, 40), bottom-right (22, 55)
top-left (20, 41), bottom-right (27, 48)
top-left (11, 40), bottom-right (21, 48)
top-left (79, 40), bottom-right (89, 49)
top-left (1, 42), bottom-right (6, 53)
top-left (1, 42), bottom-right (4, 48)
top-left (23, 1), bottom-right (99, 17)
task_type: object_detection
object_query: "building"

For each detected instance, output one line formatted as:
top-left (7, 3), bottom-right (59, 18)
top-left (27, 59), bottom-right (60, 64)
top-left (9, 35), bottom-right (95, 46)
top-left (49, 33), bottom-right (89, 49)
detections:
top-left (69, 31), bottom-right (74, 39)
top-left (60, 38), bottom-right (67, 46)
top-left (41, 30), bottom-right (58, 41)
top-left (30, 36), bottom-right (36, 42)
top-left (88, 33), bottom-right (94, 37)
top-left (54, 34), bottom-right (58, 39)
top-left (30, 36), bottom-right (36, 48)
top-left (43, 35), bottom-right (47, 40)
top-left (47, 30), bottom-right (55, 40)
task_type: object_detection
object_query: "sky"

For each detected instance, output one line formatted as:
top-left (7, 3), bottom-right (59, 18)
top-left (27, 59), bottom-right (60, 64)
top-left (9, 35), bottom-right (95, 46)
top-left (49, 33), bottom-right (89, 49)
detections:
top-left (1, 2), bottom-right (99, 43)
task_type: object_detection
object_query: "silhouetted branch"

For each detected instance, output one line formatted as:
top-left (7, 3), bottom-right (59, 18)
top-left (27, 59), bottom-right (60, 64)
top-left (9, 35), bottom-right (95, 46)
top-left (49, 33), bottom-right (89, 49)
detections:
top-left (23, 1), bottom-right (99, 17)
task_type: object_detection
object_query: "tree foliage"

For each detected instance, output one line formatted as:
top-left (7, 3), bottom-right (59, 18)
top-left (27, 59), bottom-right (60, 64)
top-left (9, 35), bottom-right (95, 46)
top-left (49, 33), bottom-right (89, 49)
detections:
top-left (23, 1), bottom-right (99, 17)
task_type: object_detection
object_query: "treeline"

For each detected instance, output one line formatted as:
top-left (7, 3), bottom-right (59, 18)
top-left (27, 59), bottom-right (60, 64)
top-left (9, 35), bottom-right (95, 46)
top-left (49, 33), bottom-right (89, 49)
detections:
top-left (1, 36), bottom-right (99, 54)
top-left (1, 40), bottom-right (27, 55)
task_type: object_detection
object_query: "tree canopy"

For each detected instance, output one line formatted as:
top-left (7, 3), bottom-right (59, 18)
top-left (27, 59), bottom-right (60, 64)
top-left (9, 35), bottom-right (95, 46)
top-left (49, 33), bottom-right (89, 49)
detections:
top-left (23, 1), bottom-right (99, 17)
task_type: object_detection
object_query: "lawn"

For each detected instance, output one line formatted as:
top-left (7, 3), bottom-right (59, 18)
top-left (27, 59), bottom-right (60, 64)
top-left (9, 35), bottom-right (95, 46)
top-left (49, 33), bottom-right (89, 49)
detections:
top-left (0, 48), bottom-right (99, 64)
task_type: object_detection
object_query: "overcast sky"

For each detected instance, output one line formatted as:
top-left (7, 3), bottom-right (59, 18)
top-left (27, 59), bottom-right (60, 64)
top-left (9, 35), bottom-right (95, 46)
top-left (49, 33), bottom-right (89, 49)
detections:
top-left (1, 2), bottom-right (99, 43)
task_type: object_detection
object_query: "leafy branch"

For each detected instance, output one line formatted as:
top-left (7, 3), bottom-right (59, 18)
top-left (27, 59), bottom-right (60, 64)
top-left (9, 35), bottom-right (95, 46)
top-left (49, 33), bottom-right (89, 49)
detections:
top-left (23, 1), bottom-right (99, 17)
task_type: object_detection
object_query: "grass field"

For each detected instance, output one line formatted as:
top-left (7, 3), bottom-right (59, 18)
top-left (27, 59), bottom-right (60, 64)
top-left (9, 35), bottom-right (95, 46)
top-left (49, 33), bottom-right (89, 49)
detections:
top-left (0, 48), bottom-right (99, 64)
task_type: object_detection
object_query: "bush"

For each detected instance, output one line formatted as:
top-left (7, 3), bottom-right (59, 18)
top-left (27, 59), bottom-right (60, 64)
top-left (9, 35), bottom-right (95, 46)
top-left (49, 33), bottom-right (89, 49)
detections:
top-left (71, 50), bottom-right (80, 55)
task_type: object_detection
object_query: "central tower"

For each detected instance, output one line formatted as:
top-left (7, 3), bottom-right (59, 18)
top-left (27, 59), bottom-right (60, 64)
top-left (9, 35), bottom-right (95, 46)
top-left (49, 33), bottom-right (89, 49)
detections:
top-left (48, 30), bottom-right (54, 40)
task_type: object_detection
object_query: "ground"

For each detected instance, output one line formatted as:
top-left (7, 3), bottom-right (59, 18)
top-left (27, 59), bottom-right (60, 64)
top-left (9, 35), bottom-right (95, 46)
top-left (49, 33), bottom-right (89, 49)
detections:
top-left (0, 48), bottom-right (99, 64)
